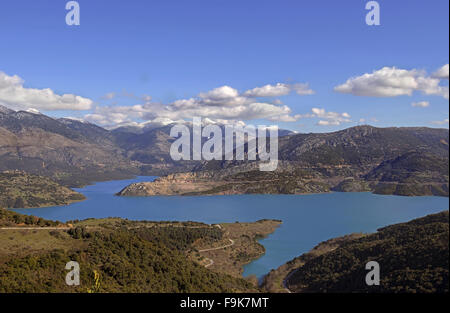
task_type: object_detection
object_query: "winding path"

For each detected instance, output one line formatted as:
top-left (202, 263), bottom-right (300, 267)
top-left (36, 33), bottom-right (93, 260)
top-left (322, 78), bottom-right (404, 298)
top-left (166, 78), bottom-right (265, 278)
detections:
top-left (204, 258), bottom-right (214, 268)
top-left (198, 239), bottom-right (234, 252)
top-left (198, 239), bottom-right (235, 268)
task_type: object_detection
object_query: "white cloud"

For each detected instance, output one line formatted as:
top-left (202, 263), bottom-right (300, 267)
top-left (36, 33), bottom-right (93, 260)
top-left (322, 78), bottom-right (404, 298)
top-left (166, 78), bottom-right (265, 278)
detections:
top-left (200, 86), bottom-right (240, 100)
top-left (84, 84), bottom-right (305, 127)
top-left (272, 99), bottom-right (283, 105)
top-left (432, 64), bottom-right (449, 79)
top-left (244, 83), bottom-right (291, 97)
top-left (431, 118), bottom-right (449, 125)
top-left (0, 71), bottom-right (93, 111)
top-left (317, 120), bottom-right (340, 126)
top-left (106, 116), bottom-right (248, 131)
top-left (111, 117), bottom-right (187, 130)
top-left (244, 82), bottom-right (314, 97)
top-left (296, 107), bottom-right (351, 126)
top-left (334, 66), bottom-right (449, 100)
top-left (411, 101), bottom-right (430, 108)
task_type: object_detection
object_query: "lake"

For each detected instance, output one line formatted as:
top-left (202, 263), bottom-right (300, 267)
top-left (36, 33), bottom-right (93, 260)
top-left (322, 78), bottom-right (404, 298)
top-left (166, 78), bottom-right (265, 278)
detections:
top-left (14, 176), bottom-right (449, 280)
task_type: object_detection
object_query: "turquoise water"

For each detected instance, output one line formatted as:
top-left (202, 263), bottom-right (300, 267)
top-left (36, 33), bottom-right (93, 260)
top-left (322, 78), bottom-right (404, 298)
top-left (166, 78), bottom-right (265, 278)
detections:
top-left (14, 176), bottom-right (449, 279)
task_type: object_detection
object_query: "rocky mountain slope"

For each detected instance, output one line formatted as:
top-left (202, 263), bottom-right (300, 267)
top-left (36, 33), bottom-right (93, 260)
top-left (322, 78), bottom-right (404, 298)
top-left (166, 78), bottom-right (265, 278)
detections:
top-left (0, 106), bottom-right (140, 186)
top-left (118, 126), bottom-right (449, 197)
top-left (1, 105), bottom-right (448, 196)
top-left (0, 106), bottom-right (295, 185)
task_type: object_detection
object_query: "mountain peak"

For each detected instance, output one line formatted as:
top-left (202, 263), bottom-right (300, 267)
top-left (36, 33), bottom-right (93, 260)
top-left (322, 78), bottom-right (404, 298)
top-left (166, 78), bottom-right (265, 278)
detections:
top-left (58, 117), bottom-right (91, 125)
top-left (12, 110), bottom-right (46, 120)
top-left (0, 104), bottom-right (15, 115)
top-left (25, 108), bottom-right (41, 115)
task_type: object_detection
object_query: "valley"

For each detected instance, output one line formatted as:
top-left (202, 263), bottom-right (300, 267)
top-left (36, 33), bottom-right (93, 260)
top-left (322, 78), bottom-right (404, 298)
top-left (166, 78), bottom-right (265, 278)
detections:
top-left (10, 176), bottom-right (449, 283)
top-left (1, 0), bottom-right (448, 298)
top-left (1, 105), bottom-right (449, 293)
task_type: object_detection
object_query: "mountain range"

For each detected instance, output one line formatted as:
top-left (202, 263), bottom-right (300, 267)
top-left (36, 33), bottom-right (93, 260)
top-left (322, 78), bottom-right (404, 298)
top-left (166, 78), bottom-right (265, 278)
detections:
top-left (0, 104), bottom-right (448, 196)
top-left (119, 125), bottom-right (449, 197)
top-left (0, 105), bottom-right (295, 186)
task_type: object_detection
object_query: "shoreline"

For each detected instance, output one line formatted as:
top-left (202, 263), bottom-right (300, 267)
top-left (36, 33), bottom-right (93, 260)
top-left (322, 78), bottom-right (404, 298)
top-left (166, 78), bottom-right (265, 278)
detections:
top-left (10, 170), bottom-right (449, 211)
top-left (116, 173), bottom-right (449, 198)
top-left (6, 196), bottom-right (86, 210)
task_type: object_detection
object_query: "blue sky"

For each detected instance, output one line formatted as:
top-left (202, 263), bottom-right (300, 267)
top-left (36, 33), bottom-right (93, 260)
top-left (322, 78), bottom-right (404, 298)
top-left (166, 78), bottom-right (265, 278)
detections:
top-left (0, 0), bottom-right (448, 132)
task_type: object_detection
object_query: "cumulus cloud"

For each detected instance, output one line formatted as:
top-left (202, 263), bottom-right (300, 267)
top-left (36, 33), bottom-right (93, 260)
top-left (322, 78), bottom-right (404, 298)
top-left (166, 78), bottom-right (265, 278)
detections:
top-left (334, 65), bottom-right (449, 100)
top-left (200, 85), bottom-right (240, 100)
top-left (244, 83), bottom-right (291, 97)
top-left (317, 120), bottom-right (340, 126)
top-left (432, 64), bottom-right (449, 79)
top-left (296, 107), bottom-right (351, 126)
top-left (272, 99), bottom-right (283, 105)
top-left (312, 108), bottom-right (351, 126)
top-left (411, 101), bottom-right (430, 108)
top-left (0, 72), bottom-right (313, 127)
top-left (84, 84), bottom-right (305, 127)
top-left (0, 71), bottom-right (93, 111)
top-left (243, 82), bottom-right (314, 97)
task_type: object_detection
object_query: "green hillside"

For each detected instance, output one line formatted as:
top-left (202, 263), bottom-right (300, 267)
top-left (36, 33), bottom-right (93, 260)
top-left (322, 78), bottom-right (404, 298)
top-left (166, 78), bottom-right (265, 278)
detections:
top-left (0, 171), bottom-right (85, 208)
top-left (0, 211), bottom-right (257, 293)
top-left (283, 211), bottom-right (449, 293)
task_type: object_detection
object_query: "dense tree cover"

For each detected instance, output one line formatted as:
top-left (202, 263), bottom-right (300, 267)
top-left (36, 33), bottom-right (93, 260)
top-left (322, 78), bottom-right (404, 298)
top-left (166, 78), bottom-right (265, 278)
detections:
top-left (0, 171), bottom-right (85, 208)
top-left (0, 214), bottom-right (255, 293)
top-left (132, 226), bottom-right (223, 251)
top-left (0, 208), bottom-right (61, 227)
top-left (286, 211), bottom-right (449, 293)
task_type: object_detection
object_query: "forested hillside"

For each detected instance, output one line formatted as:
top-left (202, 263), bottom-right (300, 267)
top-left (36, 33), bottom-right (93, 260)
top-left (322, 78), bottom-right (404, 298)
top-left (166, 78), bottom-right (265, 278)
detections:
top-left (0, 171), bottom-right (85, 208)
top-left (0, 211), bottom-right (257, 292)
top-left (283, 211), bottom-right (449, 293)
